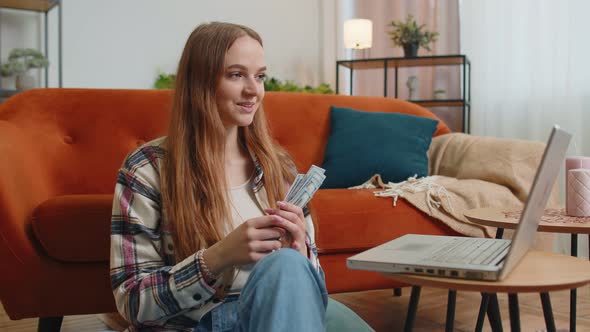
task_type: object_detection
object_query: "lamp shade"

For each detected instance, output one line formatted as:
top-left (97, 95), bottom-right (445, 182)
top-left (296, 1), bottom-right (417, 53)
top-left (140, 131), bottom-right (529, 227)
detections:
top-left (343, 19), bottom-right (372, 49)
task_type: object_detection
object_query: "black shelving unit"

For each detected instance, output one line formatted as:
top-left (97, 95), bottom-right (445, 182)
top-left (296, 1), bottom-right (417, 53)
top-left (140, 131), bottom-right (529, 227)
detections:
top-left (0, 0), bottom-right (62, 92)
top-left (0, 87), bottom-right (18, 102)
top-left (336, 55), bottom-right (471, 133)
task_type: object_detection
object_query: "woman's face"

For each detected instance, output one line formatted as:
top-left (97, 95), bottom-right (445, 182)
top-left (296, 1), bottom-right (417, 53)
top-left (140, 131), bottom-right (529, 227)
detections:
top-left (216, 35), bottom-right (266, 129)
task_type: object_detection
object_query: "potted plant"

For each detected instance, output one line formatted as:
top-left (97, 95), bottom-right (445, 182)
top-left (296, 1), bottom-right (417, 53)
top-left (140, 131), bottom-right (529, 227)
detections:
top-left (0, 48), bottom-right (49, 90)
top-left (263, 77), bottom-right (334, 94)
top-left (152, 73), bottom-right (335, 94)
top-left (387, 15), bottom-right (439, 57)
top-left (153, 73), bottom-right (176, 89)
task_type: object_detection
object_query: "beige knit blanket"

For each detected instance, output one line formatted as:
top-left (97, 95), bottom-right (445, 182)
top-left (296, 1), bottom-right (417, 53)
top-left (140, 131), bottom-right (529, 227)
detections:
top-left (352, 133), bottom-right (558, 247)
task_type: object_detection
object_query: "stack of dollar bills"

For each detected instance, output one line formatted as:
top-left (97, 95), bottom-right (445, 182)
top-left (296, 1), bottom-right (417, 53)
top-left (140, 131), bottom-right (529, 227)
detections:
top-left (285, 165), bottom-right (326, 208)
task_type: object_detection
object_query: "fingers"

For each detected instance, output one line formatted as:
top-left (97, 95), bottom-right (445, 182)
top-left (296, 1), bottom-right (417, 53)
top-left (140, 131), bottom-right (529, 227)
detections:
top-left (247, 227), bottom-right (284, 241)
top-left (265, 208), bottom-right (297, 224)
top-left (248, 204), bottom-right (307, 256)
top-left (265, 204), bottom-right (305, 230)
top-left (249, 240), bottom-right (282, 253)
top-left (268, 226), bottom-right (287, 238)
top-left (277, 201), bottom-right (305, 221)
top-left (247, 215), bottom-right (278, 229)
top-left (269, 214), bottom-right (305, 242)
top-left (268, 206), bottom-right (307, 255)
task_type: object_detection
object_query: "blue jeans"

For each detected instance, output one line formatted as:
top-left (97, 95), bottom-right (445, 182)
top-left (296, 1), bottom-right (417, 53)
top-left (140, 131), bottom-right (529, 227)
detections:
top-left (197, 248), bottom-right (328, 332)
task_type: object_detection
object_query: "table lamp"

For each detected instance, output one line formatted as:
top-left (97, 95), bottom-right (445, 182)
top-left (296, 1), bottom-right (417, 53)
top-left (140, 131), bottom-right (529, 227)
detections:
top-left (343, 19), bottom-right (372, 58)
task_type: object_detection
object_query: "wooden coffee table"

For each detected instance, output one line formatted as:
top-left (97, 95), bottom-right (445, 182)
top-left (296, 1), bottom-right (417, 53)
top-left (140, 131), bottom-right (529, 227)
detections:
top-left (464, 207), bottom-right (590, 239)
top-left (384, 250), bottom-right (590, 332)
top-left (465, 207), bottom-right (590, 332)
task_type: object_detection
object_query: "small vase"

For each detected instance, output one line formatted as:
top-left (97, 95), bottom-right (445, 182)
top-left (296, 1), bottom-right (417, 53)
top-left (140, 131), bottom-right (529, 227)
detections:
top-left (402, 42), bottom-right (419, 58)
top-left (406, 76), bottom-right (419, 100)
top-left (434, 91), bottom-right (446, 100)
top-left (15, 73), bottom-right (36, 90)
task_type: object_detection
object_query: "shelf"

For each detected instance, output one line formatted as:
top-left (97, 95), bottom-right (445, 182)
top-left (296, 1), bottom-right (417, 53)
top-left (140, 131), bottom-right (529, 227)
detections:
top-left (0, 0), bottom-right (58, 12)
top-left (0, 0), bottom-right (62, 89)
top-left (337, 55), bottom-right (467, 70)
top-left (336, 54), bottom-right (471, 133)
top-left (0, 88), bottom-right (20, 98)
top-left (410, 99), bottom-right (466, 107)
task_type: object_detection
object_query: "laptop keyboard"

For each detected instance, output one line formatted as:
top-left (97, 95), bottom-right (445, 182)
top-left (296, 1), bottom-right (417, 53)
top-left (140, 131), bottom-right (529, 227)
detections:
top-left (422, 238), bottom-right (510, 265)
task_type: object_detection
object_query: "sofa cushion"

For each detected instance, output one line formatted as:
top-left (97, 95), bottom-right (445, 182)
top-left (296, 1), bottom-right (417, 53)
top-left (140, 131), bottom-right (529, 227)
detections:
top-left (311, 188), bottom-right (460, 253)
top-left (30, 190), bottom-right (458, 264)
top-left (321, 106), bottom-right (438, 188)
top-left (32, 195), bottom-right (113, 262)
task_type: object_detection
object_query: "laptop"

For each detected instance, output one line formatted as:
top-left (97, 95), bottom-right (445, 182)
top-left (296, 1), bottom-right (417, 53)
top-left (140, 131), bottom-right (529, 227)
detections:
top-left (347, 125), bottom-right (572, 281)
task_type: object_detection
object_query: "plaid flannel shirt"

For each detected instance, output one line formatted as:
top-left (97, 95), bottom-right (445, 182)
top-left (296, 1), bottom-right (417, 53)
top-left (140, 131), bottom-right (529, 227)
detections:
top-left (110, 137), bottom-right (323, 331)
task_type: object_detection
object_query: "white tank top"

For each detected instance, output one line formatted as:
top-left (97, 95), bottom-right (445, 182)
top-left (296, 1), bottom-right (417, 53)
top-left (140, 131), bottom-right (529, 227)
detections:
top-left (227, 175), bottom-right (264, 294)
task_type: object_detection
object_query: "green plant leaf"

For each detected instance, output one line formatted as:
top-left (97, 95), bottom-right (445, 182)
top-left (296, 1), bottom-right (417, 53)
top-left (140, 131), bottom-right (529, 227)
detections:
top-left (387, 14), bottom-right (439, 52)
top-left (1, 48), bottom-right (49, 77)
top-left (155, 73), bottom-right (334, 94)
top-left (263, 76), bottom-right (333, 94)
top-left (153, 73), bottom-right (176, 89)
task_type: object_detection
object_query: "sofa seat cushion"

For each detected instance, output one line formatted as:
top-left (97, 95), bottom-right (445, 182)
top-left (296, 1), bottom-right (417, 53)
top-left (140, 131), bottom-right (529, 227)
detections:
top-left (32, 195), bottom-right (113, 262)
top-left (30, 189), bottom-right (459, 263)
top-left (312, 189), bottom-right (461, 253)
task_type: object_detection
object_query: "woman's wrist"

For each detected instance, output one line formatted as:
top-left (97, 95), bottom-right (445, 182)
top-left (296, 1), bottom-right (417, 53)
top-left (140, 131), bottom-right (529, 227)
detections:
top-left (295, 240), bottom-right (307, 257)
top-left (201, 243), bottom-right (226, 276)
top-left (197, 249), bottom-right (219, 284)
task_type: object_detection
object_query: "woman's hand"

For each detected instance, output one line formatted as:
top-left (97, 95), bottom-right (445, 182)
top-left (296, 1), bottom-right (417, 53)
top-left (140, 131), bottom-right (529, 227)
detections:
top-left (204, 215), bottom-right (286, 274)
top-left (264, 201), bottom-right (307, 257)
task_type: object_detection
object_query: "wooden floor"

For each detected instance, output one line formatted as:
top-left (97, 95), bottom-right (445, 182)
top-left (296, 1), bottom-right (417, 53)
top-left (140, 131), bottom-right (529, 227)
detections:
top-left (0, 304), bottom-right (109, 332)
top-left (332, 285), bottom-right (590, 332)
top-left (2, 285), bottom-right (589, 331)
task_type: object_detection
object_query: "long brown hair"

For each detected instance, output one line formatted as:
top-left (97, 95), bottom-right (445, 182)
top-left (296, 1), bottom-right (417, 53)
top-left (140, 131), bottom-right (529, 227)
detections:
top-left (161, 22), bottom-right (295, 262)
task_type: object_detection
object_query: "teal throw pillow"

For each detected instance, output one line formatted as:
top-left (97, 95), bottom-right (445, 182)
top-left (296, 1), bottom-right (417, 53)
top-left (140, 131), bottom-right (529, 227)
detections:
top-left (321, 106), bottom-right (438, 188)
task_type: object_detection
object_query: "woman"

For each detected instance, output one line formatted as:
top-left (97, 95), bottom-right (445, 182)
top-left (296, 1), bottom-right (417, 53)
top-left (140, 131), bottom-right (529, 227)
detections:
top-left (110, 22), bottom-right (372, 332)
top-left (111, 21), bottom-right (326, 331)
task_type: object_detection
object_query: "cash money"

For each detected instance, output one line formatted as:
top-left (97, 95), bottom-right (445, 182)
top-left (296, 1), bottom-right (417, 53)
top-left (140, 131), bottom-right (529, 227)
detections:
top-left (285, 174), bottom-right (304, 202)
top-left (285, 165), bottom-right (326, 208)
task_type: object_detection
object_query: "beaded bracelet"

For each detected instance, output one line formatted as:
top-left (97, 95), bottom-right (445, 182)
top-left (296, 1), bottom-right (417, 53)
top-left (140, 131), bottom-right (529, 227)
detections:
top-left (196, 249), bottom-right (219, 283)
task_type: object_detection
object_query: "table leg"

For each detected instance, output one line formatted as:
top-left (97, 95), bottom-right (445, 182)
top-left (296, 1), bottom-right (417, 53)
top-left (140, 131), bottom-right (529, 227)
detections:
top-left (475, 293), bottom-right (490, 332)
top-left (570, 288), bottom-right (577, 332)
top-left (508, 293), bottom-right (521, 332)
top-left (540, 292), bottom-right (557, 332)
top-left (487, 293), bottom-right (503, 332)
top-left (571, 233), bottom-right (578, 332)
top-left (445, 290), bottom-right (456, 332)
top-left (476, 230), bottom-right (502, 332)
top-left (404, 286), bottom-right (421, 332)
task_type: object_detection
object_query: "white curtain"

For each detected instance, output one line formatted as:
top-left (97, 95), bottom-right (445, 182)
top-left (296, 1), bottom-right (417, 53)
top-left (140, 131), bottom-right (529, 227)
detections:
top-left (461, 0), bottom-right (590, 257)
top-left (320, 0), bottom-right (355, 91)
top-left (348, 0), bottom-right (463, 131)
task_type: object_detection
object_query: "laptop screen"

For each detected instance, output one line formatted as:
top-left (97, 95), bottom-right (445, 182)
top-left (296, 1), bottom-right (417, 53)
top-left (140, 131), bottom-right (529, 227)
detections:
top-left (499, 126), bottom-right (571, 279)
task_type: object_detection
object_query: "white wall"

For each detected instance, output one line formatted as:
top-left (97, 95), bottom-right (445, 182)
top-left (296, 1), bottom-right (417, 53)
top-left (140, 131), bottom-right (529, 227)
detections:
top-left (1, 0), bottom-right (325, 89)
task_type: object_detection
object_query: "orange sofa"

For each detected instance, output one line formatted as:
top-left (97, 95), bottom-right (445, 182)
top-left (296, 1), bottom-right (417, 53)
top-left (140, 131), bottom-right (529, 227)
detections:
top-left (0, 88), bottom-right (460, 328)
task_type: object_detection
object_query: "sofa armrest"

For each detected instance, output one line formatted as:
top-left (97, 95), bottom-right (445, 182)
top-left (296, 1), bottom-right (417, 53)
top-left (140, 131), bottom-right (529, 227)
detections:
top-left (0, 121), bottom-right (55, 275)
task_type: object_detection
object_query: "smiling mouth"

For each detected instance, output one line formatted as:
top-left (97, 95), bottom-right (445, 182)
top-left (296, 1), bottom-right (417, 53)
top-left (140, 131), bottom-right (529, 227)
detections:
top-left (237, 102), bottom-right (256, 113)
